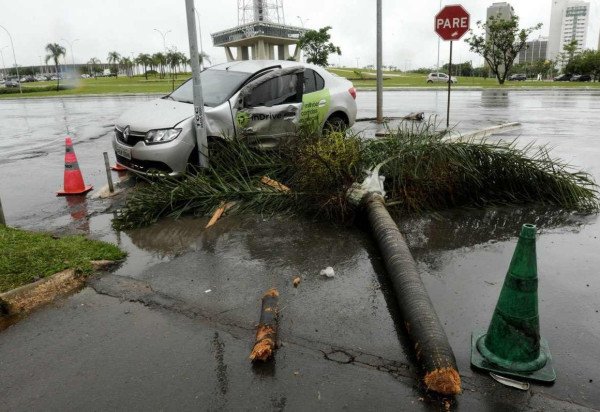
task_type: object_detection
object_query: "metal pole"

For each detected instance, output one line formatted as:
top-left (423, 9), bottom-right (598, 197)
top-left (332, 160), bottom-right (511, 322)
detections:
top-left (194, 8), bottom-right (205, 69)
top-left (436, 0), bottom-right (442, 71)
top-left (0, 195), bottom-right (6, 226)
top-left (0, 47), bottom-right (6, 80)
top-left (0, 24), bottom-right (22, 93)
top-left (103, 152), bottom-right (115, 193)
top-left (446, 41), bottom-right (453, 129)
top-left (376, 0), bottom-right (383, 124)
top-left (186, 0), bottom-right (209, 168)
top-left (61, 38), bottom-right (79, 74)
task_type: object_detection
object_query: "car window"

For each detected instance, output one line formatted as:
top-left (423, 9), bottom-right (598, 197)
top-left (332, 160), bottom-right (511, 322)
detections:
top-left (431, 73), bottom-right (437, 77)
top-left (303, 69), bottom-right (326, 94)
top-left (246, 74), bottom-right (300, 107)
top-left (169, 69), bottom-right (251, 107)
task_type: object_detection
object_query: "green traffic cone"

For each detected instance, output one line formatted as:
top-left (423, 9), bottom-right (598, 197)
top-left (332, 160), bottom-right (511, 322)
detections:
top-left (471, 224), bottom-right (556, 383)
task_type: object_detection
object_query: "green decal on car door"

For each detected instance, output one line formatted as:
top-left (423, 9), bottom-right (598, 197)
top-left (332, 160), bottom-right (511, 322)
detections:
top-left (300, 89), bottom-right (331, 130)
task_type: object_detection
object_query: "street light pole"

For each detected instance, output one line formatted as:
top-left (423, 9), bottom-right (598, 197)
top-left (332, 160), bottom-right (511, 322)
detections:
top-left (436, 0), bottom-right (442, 71)
top-left (194, 8), bottom-right (205, 69)
top-left (0, 46), bottom-right (7, 80)
top-left (376, 0), bottom-right (383, 124)
top-left (153, 28), bottom-right (171, 54)
top-left (185, 0), bottom-right (209, 168)
top-left (296, 16), bottom-right (309, 28)
top-left (61, 38), bottom-right (79, 73)
top-left (0, 24), bottom-right (22, 93)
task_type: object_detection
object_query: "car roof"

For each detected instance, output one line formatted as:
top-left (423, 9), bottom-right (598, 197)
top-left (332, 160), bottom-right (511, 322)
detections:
top-left (208, 60), bottom-right (320, 74)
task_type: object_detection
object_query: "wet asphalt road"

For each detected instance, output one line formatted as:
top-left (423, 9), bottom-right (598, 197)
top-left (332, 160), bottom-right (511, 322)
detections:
top-left (0, 91), bottom-right (599, 410)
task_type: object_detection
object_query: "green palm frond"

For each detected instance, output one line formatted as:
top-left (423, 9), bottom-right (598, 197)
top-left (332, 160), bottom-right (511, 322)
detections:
top-left (113, 123), bottom-right (599, 229)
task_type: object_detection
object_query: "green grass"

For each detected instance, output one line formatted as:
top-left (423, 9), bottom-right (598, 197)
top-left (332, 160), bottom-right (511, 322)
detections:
top-left (329, 67), bottom-right (600, 89)
top-left (0, 226), bottom-right (126, 293)
top-left (0, 75), bottom-right (188, 99)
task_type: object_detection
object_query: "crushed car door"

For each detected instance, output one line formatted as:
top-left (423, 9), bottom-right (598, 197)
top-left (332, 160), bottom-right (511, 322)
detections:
top-left (234, 66), bottom-right (304, 149)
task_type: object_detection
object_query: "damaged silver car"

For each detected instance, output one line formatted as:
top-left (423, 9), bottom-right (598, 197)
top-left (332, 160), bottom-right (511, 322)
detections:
top-left (113, 60), bottom-right (357, 175)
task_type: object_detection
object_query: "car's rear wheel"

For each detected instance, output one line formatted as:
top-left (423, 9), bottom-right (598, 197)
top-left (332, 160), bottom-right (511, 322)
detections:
top-left (323, 115), bottom-right (348, 135)
top-left (427, 80), bottom-right (433, 84)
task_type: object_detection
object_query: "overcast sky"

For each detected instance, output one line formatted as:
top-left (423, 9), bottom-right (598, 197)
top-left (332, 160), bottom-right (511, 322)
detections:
top-left (1, 0), bottom-right (599, 70)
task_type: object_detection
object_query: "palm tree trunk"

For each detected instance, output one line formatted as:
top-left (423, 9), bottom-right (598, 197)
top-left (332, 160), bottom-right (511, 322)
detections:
top-left (55, 63), bottom-right (60, 91)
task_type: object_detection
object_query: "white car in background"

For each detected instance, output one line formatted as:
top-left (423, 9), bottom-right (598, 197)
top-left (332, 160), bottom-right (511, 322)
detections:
top-left (113, 60), bottom-right (357, 175)
top-left (427, 72), bottom-right (457, 84)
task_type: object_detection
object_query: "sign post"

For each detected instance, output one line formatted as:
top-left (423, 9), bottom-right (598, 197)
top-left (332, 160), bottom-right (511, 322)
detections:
top-left (434, 4), bottom-right (470, 129)
top-left (185, 0), bottom-right (209, 168)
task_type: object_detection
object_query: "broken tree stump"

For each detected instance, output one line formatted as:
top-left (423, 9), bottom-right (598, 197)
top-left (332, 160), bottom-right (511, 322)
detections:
top-left (249, 288), bottom-right (280, 362)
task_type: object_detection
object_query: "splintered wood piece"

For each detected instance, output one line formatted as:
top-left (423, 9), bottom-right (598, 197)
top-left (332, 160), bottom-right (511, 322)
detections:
top-left (205, 201), bottom-right (237, 228)
top-left (249, 288), bottom-right (279, 362)
top-left (260, 176), bottom-right (290, 192)
top-left (206, 202), bottom-right (226, 228)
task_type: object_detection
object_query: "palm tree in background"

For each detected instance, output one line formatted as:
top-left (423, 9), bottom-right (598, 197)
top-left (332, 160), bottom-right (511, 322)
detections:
top-left (45, 43), bottom-right (66, 91)
top-left (199, 51), bottom-right (211, 69)
top-left (87, 57), bottom-right (101, 78)
top-left (120, 57), bottom-right (133, 77)
top-left (136, 53), bottom-right (152, 80)
top-left (152, 52), bottom-right (167, 79)
top-left (107, 51), bottom-right (121, 77)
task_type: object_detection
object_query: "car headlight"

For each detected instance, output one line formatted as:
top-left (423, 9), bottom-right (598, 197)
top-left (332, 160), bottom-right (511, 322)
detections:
top-left (145, 128), bottom-right (182, 144)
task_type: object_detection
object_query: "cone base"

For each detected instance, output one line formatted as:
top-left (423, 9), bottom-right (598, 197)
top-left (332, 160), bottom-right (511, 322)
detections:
top-left (471, 330), bottom-right (556, 383)
top-left (111, 164), bottom-right (128, 172)
top-left (57, 185), bottom-right (93, 197)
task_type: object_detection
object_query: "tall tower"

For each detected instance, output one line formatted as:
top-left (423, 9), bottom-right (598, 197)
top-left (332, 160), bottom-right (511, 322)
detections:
top-left (238, 0), bottom-right (285, 25)
top-left (212, 0), bottom-right (306, 62)
top-left (548, 0), bottom-right (590, 65)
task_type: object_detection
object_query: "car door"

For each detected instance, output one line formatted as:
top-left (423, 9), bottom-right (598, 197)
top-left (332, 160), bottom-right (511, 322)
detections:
top-left (233, 67), bottom-right (304, 149)
top-left (299, 68), bottom-right (331, 132)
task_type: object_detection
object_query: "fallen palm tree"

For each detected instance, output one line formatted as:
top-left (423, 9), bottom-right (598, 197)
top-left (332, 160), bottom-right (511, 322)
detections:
top-left (113, 123), bottom-right (599, 229)
top-left (112, 123), bottom-right (598, 395)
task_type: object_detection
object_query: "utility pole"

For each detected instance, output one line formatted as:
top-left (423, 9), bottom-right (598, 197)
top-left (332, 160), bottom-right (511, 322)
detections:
top-left (376, 0), bottom-right (383, 124)
top-left (185, 0), bottom-right (209, 168)
top-left (0, 24), bottom-right (22, 93)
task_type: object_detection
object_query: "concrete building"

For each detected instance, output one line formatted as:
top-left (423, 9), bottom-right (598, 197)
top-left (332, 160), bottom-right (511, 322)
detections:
top-left (486, 2), bottom-right (515, 40)
top-left (211, 0), bottom-right (307, 62)
top-left (547, 0), bottom-right (590, 62)
top-left (518, 37), bottom-right (549, 64)
top-left (485, 2), bottom-right (515, 74)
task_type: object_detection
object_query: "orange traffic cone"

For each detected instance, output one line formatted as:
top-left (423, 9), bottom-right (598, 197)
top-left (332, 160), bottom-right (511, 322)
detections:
top-left (57, 137), bottom-right (93, 196)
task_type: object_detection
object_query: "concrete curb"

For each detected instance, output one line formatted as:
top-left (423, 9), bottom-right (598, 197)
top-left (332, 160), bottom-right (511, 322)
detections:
top-left (0, 260), bottom-right (116, 327)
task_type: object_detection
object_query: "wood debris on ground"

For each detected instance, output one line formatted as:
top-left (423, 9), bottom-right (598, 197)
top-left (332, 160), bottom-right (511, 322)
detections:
top-left (249, 288), bottom-right (279, 362)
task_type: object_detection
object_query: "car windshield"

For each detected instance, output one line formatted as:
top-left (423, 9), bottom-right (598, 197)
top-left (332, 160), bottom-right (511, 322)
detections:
top-left (169, 69), bottom-right (251, 107)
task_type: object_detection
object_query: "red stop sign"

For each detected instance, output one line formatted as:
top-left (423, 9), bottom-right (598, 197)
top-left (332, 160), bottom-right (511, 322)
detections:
top-left (435, 5), bottom-right (470, 41)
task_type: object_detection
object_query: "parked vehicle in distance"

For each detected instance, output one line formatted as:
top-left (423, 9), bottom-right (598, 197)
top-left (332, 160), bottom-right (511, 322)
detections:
top-left (570, 74), bottom-right (591, 82)
top-left (508, 74), bottom-right (527, 81)
top-left (426, 73), bottom-right (457, 84)
top-left (553, 74), bottom-right (571, 81)
top-left (113, 60), bottom-right (358, 176)
top-left (5, 79), bottom-right (20, 88)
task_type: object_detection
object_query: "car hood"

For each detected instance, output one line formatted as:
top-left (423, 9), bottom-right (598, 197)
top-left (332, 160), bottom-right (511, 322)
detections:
top-left (116, 98), bottom-right (194, 131)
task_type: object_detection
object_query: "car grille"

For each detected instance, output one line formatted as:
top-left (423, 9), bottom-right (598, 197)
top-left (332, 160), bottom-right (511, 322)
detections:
top-left (115, 126), bottom-right (146, 147)
top-left (116, 154), bottom-right (173, 174)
